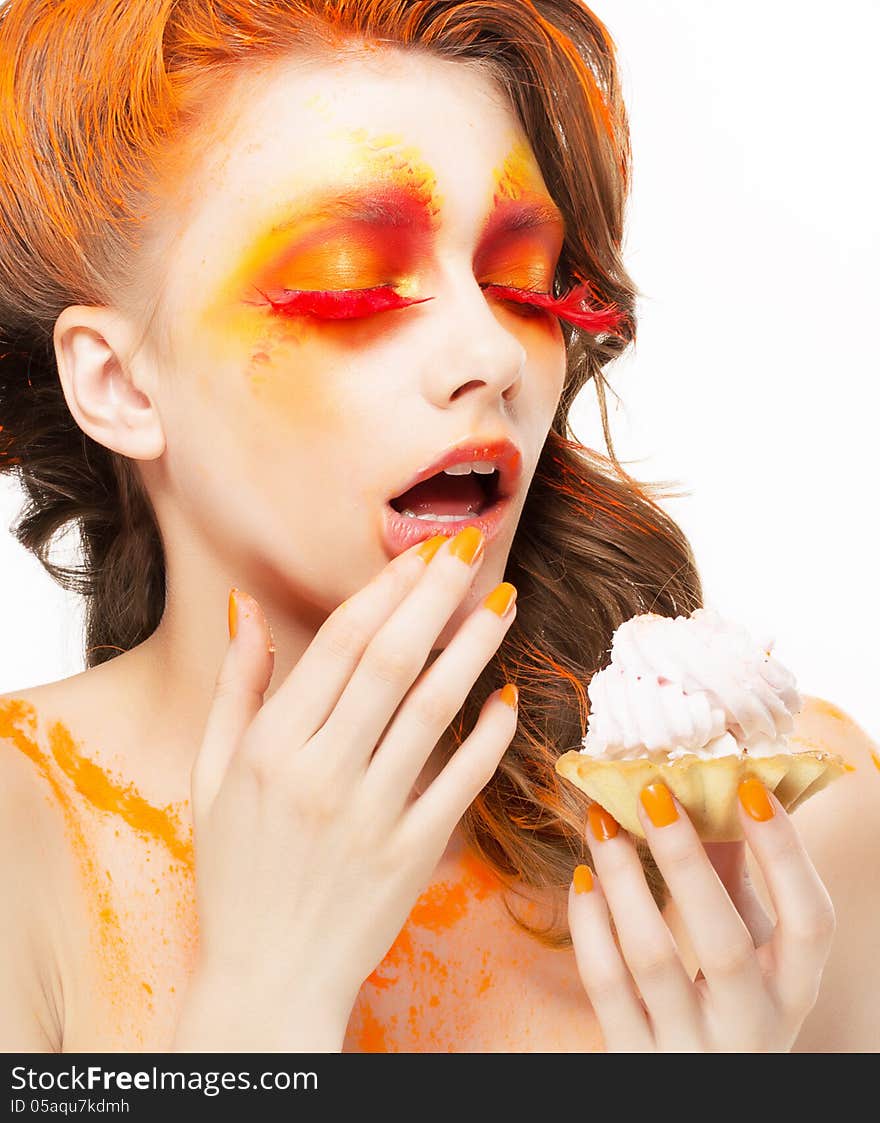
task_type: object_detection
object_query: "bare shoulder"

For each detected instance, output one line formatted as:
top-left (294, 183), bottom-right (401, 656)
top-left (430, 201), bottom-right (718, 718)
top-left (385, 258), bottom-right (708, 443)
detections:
top-left (788, 694), bottom-right (879, 843)
top-left (790, 694), bottom-right (877, 763)
top-left (0, 684), bottom-right (75, 1052)
top-left (0, 671), bottom-right (122, 1052)
top-left (786, 694), bottom-right (880, 1052)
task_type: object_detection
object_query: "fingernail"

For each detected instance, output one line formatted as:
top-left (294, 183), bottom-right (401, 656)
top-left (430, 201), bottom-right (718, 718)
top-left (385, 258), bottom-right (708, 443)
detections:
top-left (499, 683), bottom-right (519, 709)
top-left (640, 782), bottom-right (678, 828)
top-left (416, 534), bottom-right (446, 564)
top-left (483, 582), bottom-right (517, 618)
top-left (738, 777), bottom-right (774, 822)
top-left (228, 588), bottom-right (239, 640)
top-left (573, 864), bottom-right (594, 894)
top-left (449, 526), bottom-right (484, 566)
top-left (587, 802), bottom-right (619, 841)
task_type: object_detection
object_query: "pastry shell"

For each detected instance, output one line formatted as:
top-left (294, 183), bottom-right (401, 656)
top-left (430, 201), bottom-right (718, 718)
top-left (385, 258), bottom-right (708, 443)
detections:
top-left (555, 749), bottom-right (848, 842)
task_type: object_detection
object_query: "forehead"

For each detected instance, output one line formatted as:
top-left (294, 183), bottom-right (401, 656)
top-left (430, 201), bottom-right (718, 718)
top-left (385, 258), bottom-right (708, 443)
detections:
top-left (180, 48), bottom-right (557, 269)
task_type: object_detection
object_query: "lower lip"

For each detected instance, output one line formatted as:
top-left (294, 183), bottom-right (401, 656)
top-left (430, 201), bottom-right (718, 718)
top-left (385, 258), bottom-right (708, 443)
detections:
top-left (381, 495), bottom-right (515, 558)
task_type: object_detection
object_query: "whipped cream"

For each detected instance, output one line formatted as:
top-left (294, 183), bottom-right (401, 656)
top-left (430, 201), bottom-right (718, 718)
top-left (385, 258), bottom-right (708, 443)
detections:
top-left (580, 608), bottom-right (802, 762)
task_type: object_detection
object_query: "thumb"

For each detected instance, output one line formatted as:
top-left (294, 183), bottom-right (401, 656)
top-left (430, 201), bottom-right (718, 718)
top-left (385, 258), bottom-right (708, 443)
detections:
top-left (192, 587), bottom-right (276, 816)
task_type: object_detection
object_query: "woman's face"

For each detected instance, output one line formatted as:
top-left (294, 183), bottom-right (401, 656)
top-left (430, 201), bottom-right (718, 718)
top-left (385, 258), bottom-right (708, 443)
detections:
top-left (147, 47), bottom-right (567, 636)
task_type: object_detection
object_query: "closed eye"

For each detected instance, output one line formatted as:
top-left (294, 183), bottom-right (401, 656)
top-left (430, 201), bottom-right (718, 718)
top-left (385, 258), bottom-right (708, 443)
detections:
top-left (480, 283), bottom-right (553, 318)
top-left (482, 282), bottom-right (625, 335)
top-left (250, 285), bottom-right (433, 320)
top-left (249, 279), bottom-right (624, 336)
top-left (256, 283), bottom-right (546, 321)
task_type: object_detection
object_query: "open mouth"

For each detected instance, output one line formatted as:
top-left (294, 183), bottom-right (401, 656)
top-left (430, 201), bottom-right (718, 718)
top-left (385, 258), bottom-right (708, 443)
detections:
top-left (388, 466), bottom-right (503, 522)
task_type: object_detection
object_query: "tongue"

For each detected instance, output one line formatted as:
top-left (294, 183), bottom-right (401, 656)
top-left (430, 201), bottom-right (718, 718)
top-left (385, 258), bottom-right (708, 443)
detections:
top-left (393, 472), bottom-right (486, 516)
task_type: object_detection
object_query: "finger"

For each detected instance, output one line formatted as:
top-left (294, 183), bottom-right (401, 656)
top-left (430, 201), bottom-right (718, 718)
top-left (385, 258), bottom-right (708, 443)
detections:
top-left (255, 535), bottom-right (442, 748)
top-left (311, 527), bottom-right (488, 771)
top-left (636, 783), bottom-right (774, 1043)
top-left (703, 841), bottom-right (774, 948)
top-left (736, 779), bottom-right (836, 1015)
top-left (567, 864), bottom-right (655, 1052)
top-left (363, 583), bottom-right (517, 818)
top-left (402, 685), bottom-right (518, 843)
top-left (193, 588), bottom-right (275, 816)
top-left (585, 803), bottom-right (704, 1051)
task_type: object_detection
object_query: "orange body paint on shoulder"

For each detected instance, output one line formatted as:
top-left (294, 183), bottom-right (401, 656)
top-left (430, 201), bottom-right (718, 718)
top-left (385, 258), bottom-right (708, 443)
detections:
top-left (0, 698), bottom-right (194, 1043)
top-left (47, 722), bottom-right (193, 868)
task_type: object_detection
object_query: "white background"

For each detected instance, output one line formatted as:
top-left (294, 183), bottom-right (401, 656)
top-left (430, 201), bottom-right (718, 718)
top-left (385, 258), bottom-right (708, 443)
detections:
top-left (1, 1), bottom-right (877, 739)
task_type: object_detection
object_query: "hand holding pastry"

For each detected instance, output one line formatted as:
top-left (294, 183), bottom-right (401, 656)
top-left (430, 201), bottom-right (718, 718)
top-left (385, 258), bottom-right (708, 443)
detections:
top-left (567, 783), bottom-right (835, 1052)
top-left (556, 608), bottom-right (847, 840)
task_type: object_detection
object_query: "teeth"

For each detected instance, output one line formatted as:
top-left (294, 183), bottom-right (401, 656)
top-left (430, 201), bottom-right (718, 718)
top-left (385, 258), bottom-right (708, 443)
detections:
top-left (443, 460), bottom-right (497, 476)
top-left (399, 510), bottom-right (475, 522)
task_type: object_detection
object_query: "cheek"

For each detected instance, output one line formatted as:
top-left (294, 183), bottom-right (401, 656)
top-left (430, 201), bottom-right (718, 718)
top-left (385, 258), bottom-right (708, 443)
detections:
top-left (198, 313), bottom-right (353, 440)
top-left (247, 335), bottom-right (342, 434)
top-left (521, 318), bottom-right (567, 406)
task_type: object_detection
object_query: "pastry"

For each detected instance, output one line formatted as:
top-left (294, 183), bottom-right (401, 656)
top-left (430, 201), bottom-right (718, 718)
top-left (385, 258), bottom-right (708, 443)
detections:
top-left (555, 608), bottom-right (847, 841)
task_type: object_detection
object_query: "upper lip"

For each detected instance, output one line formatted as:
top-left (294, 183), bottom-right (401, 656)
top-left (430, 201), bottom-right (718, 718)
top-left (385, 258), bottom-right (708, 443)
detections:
top-left (387, 434), bottom-right (524, 503)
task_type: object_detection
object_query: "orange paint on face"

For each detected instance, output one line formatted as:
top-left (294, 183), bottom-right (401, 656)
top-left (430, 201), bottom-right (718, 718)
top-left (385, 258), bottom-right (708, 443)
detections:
top-left (197, 134), bottom-right (444, 411)
top-left (210, 132), bottom-right (440, 329)
top-left (342, 129), bottom-right (442, 225)
top-left (492, 138), bottom-right (543, 205)
top-left (478, 139), bottom-right (568, 333)
top-left (871, 751), bottom-right (880, 772)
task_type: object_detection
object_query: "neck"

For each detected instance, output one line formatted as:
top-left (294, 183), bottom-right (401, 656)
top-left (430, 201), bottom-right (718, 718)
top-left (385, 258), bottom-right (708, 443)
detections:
top-left (101, 586), bottom-right (457, 814)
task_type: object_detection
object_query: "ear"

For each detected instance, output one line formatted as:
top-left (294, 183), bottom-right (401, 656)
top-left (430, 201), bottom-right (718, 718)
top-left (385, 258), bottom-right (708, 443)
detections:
top-left (53, 305), bottom-right (166, 461)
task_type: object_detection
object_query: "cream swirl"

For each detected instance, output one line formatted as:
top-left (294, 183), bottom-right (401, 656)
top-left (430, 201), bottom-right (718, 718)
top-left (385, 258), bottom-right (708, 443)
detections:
top-left (581, 608), bottom-right (802, 761)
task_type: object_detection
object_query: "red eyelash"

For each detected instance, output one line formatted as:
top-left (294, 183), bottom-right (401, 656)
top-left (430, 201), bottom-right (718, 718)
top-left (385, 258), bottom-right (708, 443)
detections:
top-left (482, 282), bottom-right (625, 335)
top-left (254, 285), bottom-right (433, 320)
top-left (252, 279), bottom-right (624, 335)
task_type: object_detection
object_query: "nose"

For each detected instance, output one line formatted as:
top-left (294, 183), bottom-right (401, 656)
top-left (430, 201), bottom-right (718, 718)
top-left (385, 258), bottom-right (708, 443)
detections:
top-left (426, 275), bottom-right (527, 407)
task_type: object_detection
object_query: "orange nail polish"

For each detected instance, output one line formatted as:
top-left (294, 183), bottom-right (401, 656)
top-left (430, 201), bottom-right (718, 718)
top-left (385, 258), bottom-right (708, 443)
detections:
top-left (640, 782), bottom-right (678, 828)
top-left (483, 582), bottom-right (517, 618)
top-left (449, 526), bottom-right (484, 566)
top-left (587, 802), bottom-right (619, 841)
top-left (573, 864), bottom-right (594, 894)
top-left (416, 534), bottom-right (446, 564)
top-left (738, 777), bottom-right (774, 822)
top-left (228, 588), bottom-right (239, 640)
top-left (499, 683), bottom-right (519, 709)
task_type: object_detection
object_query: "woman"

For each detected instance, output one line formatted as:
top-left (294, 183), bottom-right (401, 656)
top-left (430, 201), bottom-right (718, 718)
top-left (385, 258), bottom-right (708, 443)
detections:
top-left (0, 0), bottom-right (876, 1053)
